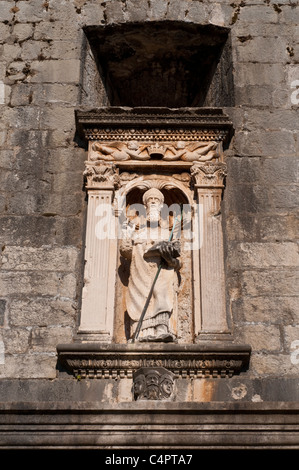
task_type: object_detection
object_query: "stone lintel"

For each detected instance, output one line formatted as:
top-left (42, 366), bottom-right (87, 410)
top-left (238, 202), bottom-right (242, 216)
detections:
top-left (57, 342), bottom-right (251, 380)
top-left (75, 106), bottom-right (234, 144)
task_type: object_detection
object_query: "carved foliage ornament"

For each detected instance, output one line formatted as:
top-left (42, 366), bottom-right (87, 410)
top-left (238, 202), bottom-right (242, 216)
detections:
top-left (84, 162), bottom-right (120, 189)
top-left (191, 162), bottom-right (227, 188)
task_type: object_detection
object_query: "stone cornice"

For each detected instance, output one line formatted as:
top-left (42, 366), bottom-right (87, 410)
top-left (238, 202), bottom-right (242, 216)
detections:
top-left (75, 107), bottom-right (234, 144)
top-left (57, 343), bottom-right (251, 380)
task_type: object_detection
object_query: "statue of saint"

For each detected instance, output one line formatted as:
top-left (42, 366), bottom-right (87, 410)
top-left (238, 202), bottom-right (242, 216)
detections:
top-left (120, 188), bottom-right (181, 343)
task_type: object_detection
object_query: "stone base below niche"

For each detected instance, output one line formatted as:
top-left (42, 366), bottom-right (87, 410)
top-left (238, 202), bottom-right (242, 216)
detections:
top-left (57, 342), bottom-right (251, 380)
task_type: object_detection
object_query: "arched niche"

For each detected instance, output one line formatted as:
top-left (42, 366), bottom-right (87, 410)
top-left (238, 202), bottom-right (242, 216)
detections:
top-left (113, 177), bottom-right (194, 344)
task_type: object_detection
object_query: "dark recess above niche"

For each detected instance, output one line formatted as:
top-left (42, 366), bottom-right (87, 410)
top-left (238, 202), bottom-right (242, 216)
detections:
top-left (84, 21), bottom-right (233, 108)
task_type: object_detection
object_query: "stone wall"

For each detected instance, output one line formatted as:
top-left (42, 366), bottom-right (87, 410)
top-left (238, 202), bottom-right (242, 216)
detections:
top-left (0, 0), bottom-right (298, 397)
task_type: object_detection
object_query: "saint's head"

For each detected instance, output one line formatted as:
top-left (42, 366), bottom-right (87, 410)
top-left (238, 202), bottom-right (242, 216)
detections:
top-left (143, 188), bottom-right (164, 224)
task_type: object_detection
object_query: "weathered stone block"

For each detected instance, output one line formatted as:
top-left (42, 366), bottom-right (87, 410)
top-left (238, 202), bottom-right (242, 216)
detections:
top-left (148, 0), bottom-right (169, 21)
top-left (10, 83), bottom-right (33, 106)
top-left (250, 353), bottom-right (297, 377)
top-left (9, 297), bottom-right (76, 327)
top-left (103, 1), bottom-right (125, 24)
top-left (238, 5), bottom-right (279, 24)
top-left (53, 215), bottom-right (85, 246)
top-left (0, 2), bottom-right (14, 22)
top-left (240, 269), bottom-right (299, 297)
top-left (0, 215), bottom-right (57, 247)
top-left (234, 85), bottom-right (272, 107)
top-left (259, 215), bottom-right (299, 242)
top-left (125, 0), bottom-right (149, 22)
top-left (233, 130), bottom-right (296, 156)
top-left (42, 40), bottom-right (81, 61)
top-left (0, 271), bottom-right (77, 297)
top-left (2, 328), bottom-right (30, 354)
top-left (15, 0), bottom-right (50, 23)
top-left (0, 129), bottom-right (7, 147)
top-left (164, 0), bottom-right (189, 21)
top-left (1, 246), bottom-right (79, 272)
top-left (229, 242), bottom-right (299, 268)
top-left (231, 296), bottom-right (299, 324)
top-left (269, 185), bottom-right (299, 211)
top-left (209, 4), bottom-right (233, 27)
top-left (235, 324), bottom-right (281, 352)
top-left (40, 106), bottom-right (76, 131)
top-left (44, 147), bottom-right (86, 173)
top-left (235, 37), bottom-right (288, 63)
top-left (40, 192), bottom-right (84, 216)
top-left (30, 83), bottom-right (79, 106)
top-left (226, 156), bottom-right (262, 183)
top-left (244, 110), bottom-right (299, 133)
top-left (0, 354), bottom-right (57, 379)
top-left (20, 40), bottom-right (44, 61)
top-left (34, 21), bottom-right (83, 42)
top-left (226, 184), bottom-right (270, 214)
top-left (233, 22), bottom-right (291, 39)
top-left (6, 192), bottom-right (40, 215)
top-left (30, 60), bottom-right (81, 84)
top-left (281, 5), bottom-right (299, 23)
top-left (12, 23), bottom-right (34, 42)
top-left (80, 2), bottom-right (105, 25)
top-left (1, 43), bottom-right (22, 62)
top-left (0, 23), bottom-right (10, 43)
top-left (31, 326), bottom-right (74, 352)
top-left (4, 106), bottom-right (40, 130)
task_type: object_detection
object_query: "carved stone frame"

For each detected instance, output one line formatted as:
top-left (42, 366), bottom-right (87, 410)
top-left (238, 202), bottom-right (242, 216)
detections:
top-left (57, 107), bottom-right (250, 389)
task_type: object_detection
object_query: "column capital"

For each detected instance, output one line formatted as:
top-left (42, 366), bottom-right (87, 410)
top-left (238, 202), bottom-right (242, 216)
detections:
top-left (191, 162), bottom-right (227, 189)
top-left (84, 161), bottom-right (120, 190)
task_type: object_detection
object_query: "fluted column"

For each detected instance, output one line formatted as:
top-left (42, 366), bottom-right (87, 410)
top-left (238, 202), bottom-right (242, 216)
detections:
top-left (77, 162), bottom-right (119, 342)
top-left (191, 162), bottom-right (231, 341)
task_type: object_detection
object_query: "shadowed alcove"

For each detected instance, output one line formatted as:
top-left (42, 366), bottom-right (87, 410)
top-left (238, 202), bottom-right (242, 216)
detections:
top-left (114, 181), bottom-right (191, 343)
top-left (82, 21), bottom-right (234, 107)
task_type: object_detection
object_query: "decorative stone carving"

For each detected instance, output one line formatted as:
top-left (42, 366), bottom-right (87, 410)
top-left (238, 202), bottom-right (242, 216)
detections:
top-left (190, 162), bottom-right (227, 188)
top-left (58, 106), bottom-right (251, 391)
top-left (190, 162), bottom-right (229, 339)
top-left (133, 367), bottom-right (176, 401)
top-left (84, 161), bottom-right (120, 189)
top-left (57, 343), bottom-right (251, 379)
top-left (120, 187), bottom-right (181, 343)
top-left (75, 107), bottom-right (233, 146)
top-left (90, 140), bottom-right (221, 162)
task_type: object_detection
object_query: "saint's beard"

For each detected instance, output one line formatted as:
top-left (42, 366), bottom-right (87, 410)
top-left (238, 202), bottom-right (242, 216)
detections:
top-left (146, 205), bottom-right (161, 224)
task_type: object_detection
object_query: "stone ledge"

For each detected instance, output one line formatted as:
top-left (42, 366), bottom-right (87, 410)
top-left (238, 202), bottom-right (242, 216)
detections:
top-left (0, 401), bottom-right (298, 449)
top-left (57, 342), bottom-right (251, 379)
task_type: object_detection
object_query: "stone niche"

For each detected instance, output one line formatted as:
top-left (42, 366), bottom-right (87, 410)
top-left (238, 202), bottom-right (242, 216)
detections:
top-left (57, 107), bottom-right (251, 400)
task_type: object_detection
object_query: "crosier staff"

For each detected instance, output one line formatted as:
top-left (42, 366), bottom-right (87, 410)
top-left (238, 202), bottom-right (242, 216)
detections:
top-left (131, 206), bottom-right (183, 343)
